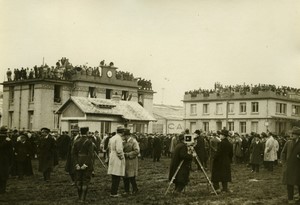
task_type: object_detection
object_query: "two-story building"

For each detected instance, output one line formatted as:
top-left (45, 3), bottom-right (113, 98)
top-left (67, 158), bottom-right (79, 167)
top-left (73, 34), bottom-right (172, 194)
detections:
top-left (183, 87), bottom-right (300, 135)
top-left (1, 58), bottom-right (155, 135)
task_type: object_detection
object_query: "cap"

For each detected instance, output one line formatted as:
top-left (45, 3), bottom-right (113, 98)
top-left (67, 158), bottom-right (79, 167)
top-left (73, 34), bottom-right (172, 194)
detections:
top-left (41, 127), bottom-right (50, 133)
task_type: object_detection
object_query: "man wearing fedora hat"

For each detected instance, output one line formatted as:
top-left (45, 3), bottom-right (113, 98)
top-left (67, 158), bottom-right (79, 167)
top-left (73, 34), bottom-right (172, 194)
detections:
top-left (211, 129), bottom-right (233, 193)
top-left (281, 126), bottom-right (300, 204)
top-left (38, 127), bottom-right (56, 182)
top-left (107, 126), bottom-right (128, 197)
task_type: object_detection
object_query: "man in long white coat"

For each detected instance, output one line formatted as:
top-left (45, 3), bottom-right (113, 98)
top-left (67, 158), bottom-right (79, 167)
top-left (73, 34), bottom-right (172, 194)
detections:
top-left (264, 132), bottom-right (276, 171)
top-left (107, 127), bottom-right (129, 197)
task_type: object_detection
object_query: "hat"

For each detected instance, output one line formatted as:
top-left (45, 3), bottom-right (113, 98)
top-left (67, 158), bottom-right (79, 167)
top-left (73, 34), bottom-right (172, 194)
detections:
top-left (291, 126), bottom-right (300, 136)
top-left (178, 134), bottom-right (184, 141)
top-left (123, 129), bottom-right (131, 136)
top-left (41, 127), bottom-right (50, 133)
top-left (220, 129), bottom-right (229, 137)
top-left (194, 130), bottom-right (201, 135)
top-left (80, 127), bottom-right (89, 135)
top-left (0, 126), bottom-right (8, 134)
top-left (261, 132), bottom-right (267, 138)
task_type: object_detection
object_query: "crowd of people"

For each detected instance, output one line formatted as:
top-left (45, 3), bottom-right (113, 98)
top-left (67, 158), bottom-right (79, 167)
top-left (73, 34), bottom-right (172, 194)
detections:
top-left (0, 125), bottom-right (300, 203)
top-left (185, 82), bottom-right (300, 97)
top-left (5, 58), bottom-right (152, 90)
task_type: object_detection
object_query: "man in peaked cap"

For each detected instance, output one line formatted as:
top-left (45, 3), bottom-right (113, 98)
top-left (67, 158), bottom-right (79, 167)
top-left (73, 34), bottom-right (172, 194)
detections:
top-left (73, 126), bottom-right (94, 202)
top-left (211, 129), bottom-right (233, 193)
top-left (38, 127), bottom-right (56, 182)
top-left (281, 126), bottom-right (300, 204)
top-left (0, 126), bottom-right (13, 194)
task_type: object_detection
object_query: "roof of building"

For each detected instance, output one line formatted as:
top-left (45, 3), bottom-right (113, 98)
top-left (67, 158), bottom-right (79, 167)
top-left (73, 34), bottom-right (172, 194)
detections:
top-left (57, 96), bottom-right (156, 122)
top-left (153, 104), bottom-right (183, 120)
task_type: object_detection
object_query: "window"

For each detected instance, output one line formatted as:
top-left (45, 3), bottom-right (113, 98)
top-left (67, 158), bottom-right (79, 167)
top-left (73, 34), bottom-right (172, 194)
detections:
top-left (228, 122), bottom-right (234, 131)
top-left (8, 111), bottom-right (13, 129)
top-left (9, 86), bottom-right (14, 103)
top-left (228, 103), bottom-right (234, 113)
top-left (28, 111), bottom-right (34, 130)
top-left (216, 103), bottom-right (223, 114)
top-left (29, 84), bottom-right (35, 102)
top-left (203, 122), bottom-right (209, 132)
top-left (121, 91), bottom-right (129, 101)
top-left (292, 105), bottom-right (300, 116)
top-left (276, 103), bottom-right (286, 114)
top-left (54, 85), bottom-right (61, 103)
top-left (190, 104), bottom-right (197, 115)
top-left (88, 87), bottom-right (96, 98)
top-left (101, 121), bottom-right (111, 135)
top-left (240, 102), bottom-right (246, 113)
top-left (240, 122), bottom-right (246, 133)
top-left (138, 94), bottom-right (144, 106)
top-left (216, 121), bottom-right (222, 131)
top-left (251, 102), bottom-right (259, 113)
top-left (106, 89), bottom-right (112, 99)
top-left (203, 104), bottom-right (209, 114)
top-left (251, 121), bottom-right (258, 133)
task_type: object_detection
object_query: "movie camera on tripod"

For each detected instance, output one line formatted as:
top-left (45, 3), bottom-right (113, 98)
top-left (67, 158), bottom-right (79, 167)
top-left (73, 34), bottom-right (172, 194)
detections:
top-left (183, 134), bottom-right (198, 147)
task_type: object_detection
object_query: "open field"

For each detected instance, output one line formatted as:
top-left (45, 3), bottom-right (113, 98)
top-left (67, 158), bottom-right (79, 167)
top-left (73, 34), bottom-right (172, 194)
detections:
top-left (0, 156), bottom-right (290, 205)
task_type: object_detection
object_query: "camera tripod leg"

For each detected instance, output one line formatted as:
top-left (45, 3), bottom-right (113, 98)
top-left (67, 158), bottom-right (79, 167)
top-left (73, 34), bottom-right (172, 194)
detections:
top-left (192, 149), bottom-right (218, 196)
top-left (165, 160), bottom-right (184, 195)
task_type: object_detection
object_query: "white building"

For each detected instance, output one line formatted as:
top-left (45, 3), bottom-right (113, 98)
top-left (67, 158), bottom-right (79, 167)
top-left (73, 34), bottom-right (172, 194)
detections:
top-left (183, 89), bottom-right (300, 135)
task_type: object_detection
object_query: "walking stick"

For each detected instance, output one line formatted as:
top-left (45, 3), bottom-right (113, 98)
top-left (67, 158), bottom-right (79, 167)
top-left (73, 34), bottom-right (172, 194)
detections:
top-left (191, 147), bottom-right (218, 196)
top-left (165, 160), bottom-right (184, 195)
top-left (94, 151), bottom-right (107, 169)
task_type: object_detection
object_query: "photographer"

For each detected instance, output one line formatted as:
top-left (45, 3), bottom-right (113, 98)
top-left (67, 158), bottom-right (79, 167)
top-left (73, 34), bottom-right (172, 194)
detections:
top-left (168, 134), bottom-right (194, 193)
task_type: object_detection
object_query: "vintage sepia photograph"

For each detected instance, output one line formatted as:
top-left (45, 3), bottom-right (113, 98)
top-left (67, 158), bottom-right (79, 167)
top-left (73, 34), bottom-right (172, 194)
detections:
top-left (0, 0), bottom-right (300, 204)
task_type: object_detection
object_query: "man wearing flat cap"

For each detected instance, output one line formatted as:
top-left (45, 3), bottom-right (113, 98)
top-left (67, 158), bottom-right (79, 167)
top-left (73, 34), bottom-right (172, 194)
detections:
top-left (38, 127), bottom-right (56, 182)
top-left (0, 126), bottom-right (13, 194)
top-left (107, 126), bottom-right (128, 197)
top-left (281, 126), bottom-right (300, 204)
top-left (211, 129), bottom-right (233, 193)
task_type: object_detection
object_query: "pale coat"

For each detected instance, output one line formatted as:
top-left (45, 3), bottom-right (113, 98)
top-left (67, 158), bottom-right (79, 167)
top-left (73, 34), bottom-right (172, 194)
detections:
top-left (107, 134), bottom-right (125, 176)
top-left (264, 136), bottom-right (277, 161)
top-left (124, 137), bottom-right (140, 177)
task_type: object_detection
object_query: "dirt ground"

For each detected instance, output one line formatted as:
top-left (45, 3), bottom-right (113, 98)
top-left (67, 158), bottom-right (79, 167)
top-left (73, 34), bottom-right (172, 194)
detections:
top-left (0, 156), bottom-right (292, 205)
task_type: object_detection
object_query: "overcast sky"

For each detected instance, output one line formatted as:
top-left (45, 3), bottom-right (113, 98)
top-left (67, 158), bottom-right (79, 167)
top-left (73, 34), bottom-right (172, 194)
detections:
top-left (1, 0), bottom-right (299, 106)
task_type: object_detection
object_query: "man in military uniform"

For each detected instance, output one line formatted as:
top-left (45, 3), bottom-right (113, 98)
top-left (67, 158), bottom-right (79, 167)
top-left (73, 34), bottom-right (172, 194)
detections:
top-left (73, 127), bottom-right (94, 202)
top-left (0, 126), bottom-right (14, 194)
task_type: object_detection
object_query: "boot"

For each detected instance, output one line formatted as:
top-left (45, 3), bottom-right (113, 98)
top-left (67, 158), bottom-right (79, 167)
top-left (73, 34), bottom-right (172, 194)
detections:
top-left (81, 185), bottom-right (88, 202)
top-left (77, 184), bottom-right (83, 202)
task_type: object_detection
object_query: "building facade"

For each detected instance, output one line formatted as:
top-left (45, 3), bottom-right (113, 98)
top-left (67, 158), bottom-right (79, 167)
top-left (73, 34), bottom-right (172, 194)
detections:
top-left (183, 89), bottom-right (300, 135)
top-left (152, 104), bottom-right (184, 134)
top-left (1, 58), bottom-right (155, 134)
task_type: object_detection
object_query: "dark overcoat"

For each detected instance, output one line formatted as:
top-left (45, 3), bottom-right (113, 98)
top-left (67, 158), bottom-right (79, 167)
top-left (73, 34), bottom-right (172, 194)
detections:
top-left (0, 134), bottom-right (13, 180)
top-left (194, 136), bottom-right (207, 164)
top-left (249, 141), bottom-right (264, 165)
top-left (152, 137), bottom-right (163, 158)
top-left (73, 136), bottom-right (94, 172)
top-left (281, 139), bottom-right (300, 185)
top-left (38, 135), bottom-right (56, 172)
top-left (211, 137), bottom-right (233, 183)
top-left (168, 142), bottom-right (193, 185)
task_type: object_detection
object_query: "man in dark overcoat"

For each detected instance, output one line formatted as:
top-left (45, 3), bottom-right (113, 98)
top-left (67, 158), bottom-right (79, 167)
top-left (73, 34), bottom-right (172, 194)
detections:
top-left (211, 129), bottom-right (233, 193)
top-left (73, 127), bottom-right (94, 202)
top-left (152, 135), bottom-right (163, 162)
top-left (38, 127), bottom-right (56, 182)
top-left (281, 126), bottom-right (300, 204)
top-left (0, 126), bottom-right (14, 194)
top-left (249, 134), bottom-right (264, 173)
top-left (194, 130), bottom-right (207, 170)
top-left (168, 134), bottom-right (194, 193)
top-left (65, 130), bottom-right (80, 184)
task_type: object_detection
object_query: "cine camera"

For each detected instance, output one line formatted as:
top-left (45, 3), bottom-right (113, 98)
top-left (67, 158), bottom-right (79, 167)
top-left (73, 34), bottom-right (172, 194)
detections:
top-left (183, 134), bottom-right (197, 146)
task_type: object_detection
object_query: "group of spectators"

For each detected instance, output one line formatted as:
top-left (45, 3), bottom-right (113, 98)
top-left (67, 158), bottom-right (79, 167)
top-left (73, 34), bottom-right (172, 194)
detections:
top-left (1, 126), bottom-right (299, 203)
top-left (5, 58), bottom-right (152, 90)
top-left (185, 82), bottom-right (300, 97)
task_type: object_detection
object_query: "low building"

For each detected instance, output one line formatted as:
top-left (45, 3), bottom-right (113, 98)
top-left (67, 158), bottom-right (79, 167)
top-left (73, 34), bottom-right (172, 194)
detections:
top-left (183, 84), bottom-right (300, 135)
top-left (152, 104), bottom-right (184, 134)
top-left (56, 95), bottom-right (155, 134)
